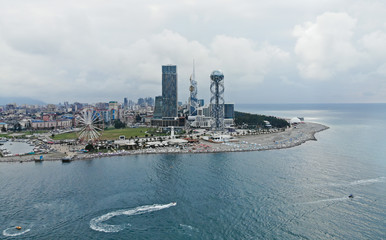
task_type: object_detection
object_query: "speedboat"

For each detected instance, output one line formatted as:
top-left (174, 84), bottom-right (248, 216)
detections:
top-left (348, 194), bottom-right (354, 199)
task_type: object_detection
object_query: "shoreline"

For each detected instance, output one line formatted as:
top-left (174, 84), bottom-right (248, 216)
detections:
top-left (0, 122), bottom-right (329, 163)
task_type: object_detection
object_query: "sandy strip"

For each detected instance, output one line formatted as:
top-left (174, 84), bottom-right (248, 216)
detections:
top-left (0, 122), bottom-right (328, 163)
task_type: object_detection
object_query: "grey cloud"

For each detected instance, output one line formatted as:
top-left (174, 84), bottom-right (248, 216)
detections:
top-left (0, 0), bottom-right (385, 103)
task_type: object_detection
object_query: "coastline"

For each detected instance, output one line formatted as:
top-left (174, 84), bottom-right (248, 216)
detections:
top-left (0, 122), bottom-right (329, 163)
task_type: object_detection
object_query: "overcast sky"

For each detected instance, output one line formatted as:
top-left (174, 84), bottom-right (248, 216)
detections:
top-left (1, 0), bottom-right (386, 104)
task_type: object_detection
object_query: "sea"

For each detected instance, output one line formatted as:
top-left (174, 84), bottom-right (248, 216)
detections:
top-left (0, 103), bottom-right (385, 239)
top-left (0, 141), bottom-right (34, 155)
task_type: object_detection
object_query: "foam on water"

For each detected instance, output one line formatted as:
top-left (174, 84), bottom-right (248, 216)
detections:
top-left (180, 224), bottom-right (194, 230)
top-left (179, 224), bottom-right (199, 232)
top-left (2, 227), bottom-right (31, 237)
top-left (301, 197), bottom-right (349, 205)
top-left (328, 177), bottom-right (386, 187)
top-left (90, 202), bottom-right (177, 233)
top-left (348, 177), bottom-right (385, 186)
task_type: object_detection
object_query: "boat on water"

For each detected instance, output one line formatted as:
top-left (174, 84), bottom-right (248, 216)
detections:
top-left (35, 157), bottom-right (44, 162)
top-left (62, 156), bottom-right (73, 162)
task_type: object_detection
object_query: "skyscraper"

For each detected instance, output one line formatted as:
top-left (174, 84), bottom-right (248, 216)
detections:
top-left (162, 65), bottom-right (178, 118)
top-left (189, 61), bottom-right (198, 116)
top-left (123, 98), bottom-right (128, 109)
top-left (224, 103), bottom-right (234, 119)
top-left (153, 96), bottom-right (163, 119)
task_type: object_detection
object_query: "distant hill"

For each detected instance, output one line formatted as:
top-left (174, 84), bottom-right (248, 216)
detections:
top-left (0, 97), bottom-right (46, 106)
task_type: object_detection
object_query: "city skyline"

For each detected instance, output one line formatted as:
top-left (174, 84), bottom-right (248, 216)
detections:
top-left (1, 1), bottom-right (386, 104)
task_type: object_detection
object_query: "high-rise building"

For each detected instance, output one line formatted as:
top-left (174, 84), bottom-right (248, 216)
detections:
top-left (153, 96), bottom-right (163, 119)
top-left (224, 104), bottom-right (234, 119)
top-left (189, 61), bottom-right (198, 116)
top-left (162, 65), bottom-right (177, 118)
top-left (137, 98), bottom-right (145, 107)
top-left (123, 98), bottom-right (128, 109)
top-left (145, 97), bottom-right (154, 106)
top-left (128, 100), bottom-right (135, 109)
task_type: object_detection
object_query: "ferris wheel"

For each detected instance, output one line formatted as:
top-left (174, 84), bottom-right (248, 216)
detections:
top-left (76, 106), bottom-right (104, 142)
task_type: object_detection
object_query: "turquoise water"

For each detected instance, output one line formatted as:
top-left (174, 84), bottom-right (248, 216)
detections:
top-left (0, 104), bottom-right (385, 239)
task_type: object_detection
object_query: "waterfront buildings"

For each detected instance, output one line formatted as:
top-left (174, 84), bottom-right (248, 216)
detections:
top-left (0, 122), bottom-right (8, 131)
top-left (30, 119), bottom-right (72, 130)
top-left (108, 101), bottom-right (119, 121)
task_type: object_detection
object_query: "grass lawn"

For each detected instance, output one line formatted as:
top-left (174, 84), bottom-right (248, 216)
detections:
top-left (52, 127), bottom-right (153, 140)
top-left (52, 132), bottom-right (78, 140)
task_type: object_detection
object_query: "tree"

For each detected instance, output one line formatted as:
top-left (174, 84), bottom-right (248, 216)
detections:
top-left (85, 144), bottom-right (94, 152)
top-left (234, 111), bottom-right (290, 129)
top-left (13, 123), bottom-right (22, 132)
top-left (114, 119), bottom-right (125, 129)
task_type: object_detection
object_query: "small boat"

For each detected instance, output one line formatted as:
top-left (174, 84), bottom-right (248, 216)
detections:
top-left (348, 194), bottom-right (354, 199)
top-left (62, 156), bottom-right (73, 162)
top-left (16, 226), bottom-right (22, 230)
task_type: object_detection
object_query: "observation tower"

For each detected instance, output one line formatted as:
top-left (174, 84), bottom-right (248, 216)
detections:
top-left (210, 70), bottom-right (225, 131)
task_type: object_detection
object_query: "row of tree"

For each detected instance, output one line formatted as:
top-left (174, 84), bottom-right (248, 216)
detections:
top-left (234, 111), bottom-right (290, 129)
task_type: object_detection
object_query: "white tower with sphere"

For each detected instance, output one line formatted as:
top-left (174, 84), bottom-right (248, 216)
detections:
top-left (210, 70), bottom-right (225, 131)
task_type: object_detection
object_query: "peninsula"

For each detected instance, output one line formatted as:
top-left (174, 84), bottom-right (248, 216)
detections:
top-left (0, 121), bottom-right (328, 163)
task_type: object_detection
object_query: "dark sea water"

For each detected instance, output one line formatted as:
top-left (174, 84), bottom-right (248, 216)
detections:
top-left (1, 104), bottom-right (385, 239)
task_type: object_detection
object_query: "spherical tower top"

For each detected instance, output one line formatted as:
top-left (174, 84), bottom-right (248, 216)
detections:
top-left (210, 70), bottom-right (224, 82)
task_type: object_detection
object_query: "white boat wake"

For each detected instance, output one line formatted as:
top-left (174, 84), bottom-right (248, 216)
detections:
top-left (348, 177), bottom-right (385, 186)
top-left (328, 177), bottom-right (385, 187)
top-left (90, 202), bottom-right (177, 233)
top-left (2, 227), bottom-right (31, 237)
top-left (301, 197), bottom-right (350, 205)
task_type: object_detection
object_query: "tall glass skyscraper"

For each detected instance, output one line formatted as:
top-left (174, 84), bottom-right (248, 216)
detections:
top-left (153, 96), bottom-right (163, 119)
top-left (162, 65), bottom-right (178, 118)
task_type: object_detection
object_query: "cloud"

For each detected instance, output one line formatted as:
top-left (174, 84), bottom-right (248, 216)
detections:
top-left (0, 14), bottom-right (289, 103)
top-left (361, 31), bottom-right (386, 61)
top-left (293, 12), bottom-right (360, 80)
top-left (211, 35), bottom-right (289, 79)
top-left (1, 1), bottom-right (386, 103)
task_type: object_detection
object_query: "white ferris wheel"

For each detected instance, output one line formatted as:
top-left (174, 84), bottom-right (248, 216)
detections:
top-left (76, 106), bottom-right (104, 142)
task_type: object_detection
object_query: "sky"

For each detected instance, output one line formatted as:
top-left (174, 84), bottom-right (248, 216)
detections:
top-left (0, 0), bottom-right (386, 104)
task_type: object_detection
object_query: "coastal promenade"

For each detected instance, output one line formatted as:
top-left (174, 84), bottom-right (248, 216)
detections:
top-left (0, 122), bottom-right (328, 163)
